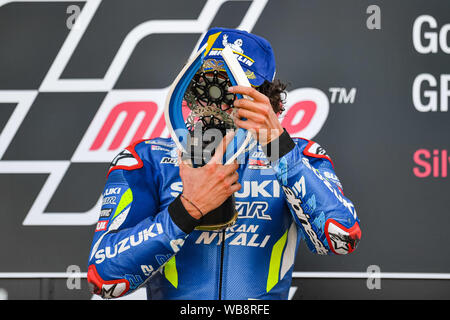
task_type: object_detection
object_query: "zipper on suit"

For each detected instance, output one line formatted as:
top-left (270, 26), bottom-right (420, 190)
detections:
top-left (218, 229), bottom-right (226, 300)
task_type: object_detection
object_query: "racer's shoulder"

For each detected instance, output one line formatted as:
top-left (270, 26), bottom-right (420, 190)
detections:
top-left (108, 137), bottom-right (176, 176)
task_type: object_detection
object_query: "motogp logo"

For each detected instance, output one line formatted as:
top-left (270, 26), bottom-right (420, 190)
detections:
top-left (0, 0), bottom-right (329, 226)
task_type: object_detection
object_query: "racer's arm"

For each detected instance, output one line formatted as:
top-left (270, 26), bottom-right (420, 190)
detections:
top-left (87, 143), bottom-right (200, 299)
top-left (263, 131), bottom-right (361, 255)
top-left (87, 136), bottom-right (240, 298)
top-left (230, 85), bottom-right (361, 255)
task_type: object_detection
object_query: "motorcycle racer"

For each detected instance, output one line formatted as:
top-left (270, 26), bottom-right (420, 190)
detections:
top-left (87, 28), bottom-right (361, 300)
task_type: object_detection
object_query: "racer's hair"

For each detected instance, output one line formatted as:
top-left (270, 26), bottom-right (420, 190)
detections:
top-left (256, 79), bottom-right (288, 114)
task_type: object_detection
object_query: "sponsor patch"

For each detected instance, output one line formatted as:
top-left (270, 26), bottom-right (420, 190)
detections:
top-left (95, 220), bottom-right (108, 232)
top-left (248, 159), bottom-right (272, 169)
top-left (151, 145), bottom-right (171, 152)
top-left (102, 196), bottom-right (116, 206)
top-left (160, 157), bottom-right (178, 166)
top-left (93, 223), bottom-right (163, 264)
top-left (103, 187), bottom-right (121, 197)
top-left (99, 208), bottom-right (112, 219)
top-left (145, 140), bottom-right (175, 148)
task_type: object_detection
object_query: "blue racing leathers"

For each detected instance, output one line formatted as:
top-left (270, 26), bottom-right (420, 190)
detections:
top-left (87, 130), bottom-right (361, 299)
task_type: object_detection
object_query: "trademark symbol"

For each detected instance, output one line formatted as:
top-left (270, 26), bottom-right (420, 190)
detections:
top-left (328, 88), bottom-right (357, 104)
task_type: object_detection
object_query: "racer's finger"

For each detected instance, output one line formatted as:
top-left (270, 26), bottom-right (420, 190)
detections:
top-left (233, 116), bottom-right (262, 131)
top-left (222, 161), bottom-right (239, 175)
top-left (228, 85), bottom-right (269, 102)
top-left (225, 171), bottom-right (239, 185)
top-left (234, 98), bottom-right (268, 114)
top-left (236, 107), bottom-right (267, 124)
top-left (230, 182), bottom-right (242, 193)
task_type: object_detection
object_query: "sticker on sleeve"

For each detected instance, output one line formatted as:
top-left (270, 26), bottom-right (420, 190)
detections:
top-left (248, 159), bottom-right (272, 169)
top-left (95, 220), bottom-right (108, 232)
top-left (99, 208), bottom-right (112, 219)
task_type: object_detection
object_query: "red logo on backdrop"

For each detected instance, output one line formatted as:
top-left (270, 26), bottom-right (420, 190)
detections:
top-left (281, 100), bottom-right (317, 134)
top-left (90, 102), bottom-right (164, 151)
top-left (86, 89), bottom-right (329, 154)
top-left (72, 88), bottom-right (329, 166)
top-left (413, 149), bottom-right (449, 178)
top-left (87, 101), bottom-right (197, 153)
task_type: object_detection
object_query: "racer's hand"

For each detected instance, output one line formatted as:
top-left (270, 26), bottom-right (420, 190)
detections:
top-left (228, 85), bottom-right (284, 145)
top-left (178, 132), bottom-right (241, 220)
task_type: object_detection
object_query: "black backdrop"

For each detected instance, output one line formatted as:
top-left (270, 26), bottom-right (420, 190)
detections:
top-left (0, 0), bottom-right (449, 299)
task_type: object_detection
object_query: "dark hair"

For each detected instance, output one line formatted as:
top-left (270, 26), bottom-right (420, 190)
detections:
top-left (256, 79), bottom-right (288, 114)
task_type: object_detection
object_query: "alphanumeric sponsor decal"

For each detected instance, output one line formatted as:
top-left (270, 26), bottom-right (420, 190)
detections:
top-left (102, 196), bottom-right (116, 206)
top-left (248, 159), bottom-right (272, 169)
top-left (99, 208), bottom-right (113, 219)
top-left (94, 223), bottom-right (164, 264)
top-left (282, 184), bottom-right (328, 255)
top-left (95, 220), bottom-right (108, 232)
top-left (160, 157), bottom-right (178, 165)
